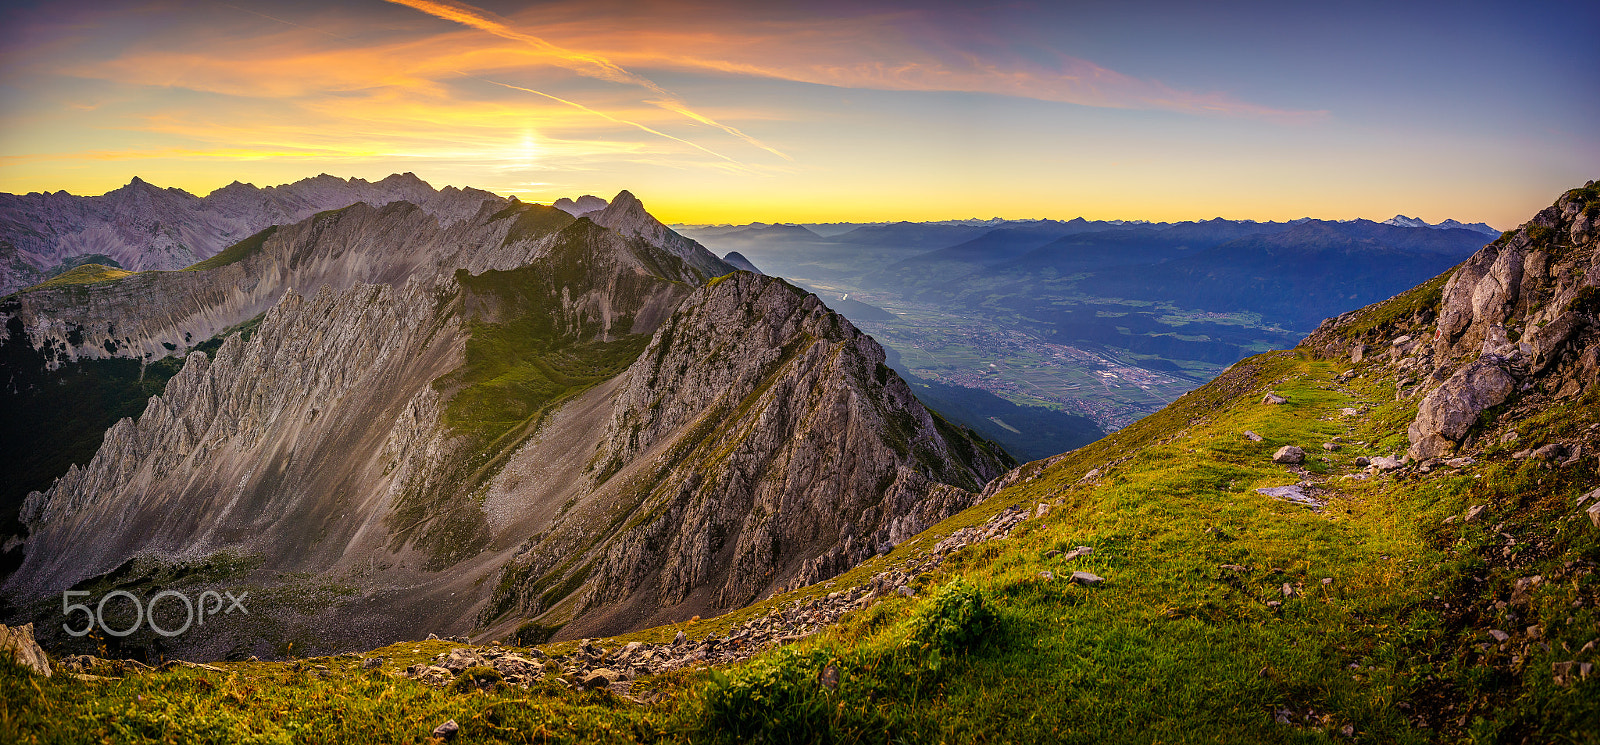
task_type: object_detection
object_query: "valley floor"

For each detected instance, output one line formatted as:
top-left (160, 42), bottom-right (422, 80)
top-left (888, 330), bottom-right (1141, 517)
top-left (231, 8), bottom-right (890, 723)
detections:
top-left (5, 351), bottom-right (1598, 743)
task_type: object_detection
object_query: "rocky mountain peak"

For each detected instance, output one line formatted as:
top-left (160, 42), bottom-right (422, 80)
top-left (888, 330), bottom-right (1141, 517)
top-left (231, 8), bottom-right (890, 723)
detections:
top-left (553, 194), bottom-right (608, 217)
top-left (585, 190), bottom-right (734, 281)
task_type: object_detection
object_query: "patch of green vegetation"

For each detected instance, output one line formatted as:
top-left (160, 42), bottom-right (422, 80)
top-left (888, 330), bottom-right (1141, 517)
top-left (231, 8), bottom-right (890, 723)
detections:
top-left (182, 226), bottom-right (278, 272)
top-left (22, 264), bottom-right (137, 291)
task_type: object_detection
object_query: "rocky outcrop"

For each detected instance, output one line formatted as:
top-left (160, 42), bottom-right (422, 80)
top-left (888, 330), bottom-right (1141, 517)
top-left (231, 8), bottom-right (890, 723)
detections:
top-left (1406, 359), bottom-right (1518, 458)
top-left (1302, 182), bottom-right (1599, 460)
top-left (0, 172), bottom-right (504, 296)
top-left (1403, 184), bottom-right (1599, 457)
top-left (0, 623), bottom-right (52, 676)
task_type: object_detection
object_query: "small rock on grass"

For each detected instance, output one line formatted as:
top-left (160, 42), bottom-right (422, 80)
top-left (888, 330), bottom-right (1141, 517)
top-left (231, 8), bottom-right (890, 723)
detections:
top-left (1366, 456), bottom-right (1402, 472)
top-left (821, 664), bottom-right (840, 690)
top-left (1243, 430), bottom-right (1264, 442)
top-left (1070, 571), bottom-right (1104, 586)
top-left (432, 719), bottom-right (459, 740)
top-left (1487, 629), bottom-right (1510, 643)
top-left (1262, 392), bottom-right (1288, 405)
top-left (1272, 446), bottom-right (1305, 465)
top-left (1465, 505), bottom-right (1487, 522)
top-left (1588, 501), bottom-right (1600, 528)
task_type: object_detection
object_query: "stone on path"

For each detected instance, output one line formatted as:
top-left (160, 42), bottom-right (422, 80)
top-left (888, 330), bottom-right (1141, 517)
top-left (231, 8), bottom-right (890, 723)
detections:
top-left (1255, 485), bottom-right (1325, 510)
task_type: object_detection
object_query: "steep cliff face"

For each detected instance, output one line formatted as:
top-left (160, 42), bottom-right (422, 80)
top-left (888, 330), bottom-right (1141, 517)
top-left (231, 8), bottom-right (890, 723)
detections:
top-left (1302, 182), bottom-right (1599, 460)
top-left (483, 272), bottom-right (1012, 638)
top-left (0, 172), bottom-right (504, 295)
top-left (14, 276), bottom-right (465, 599)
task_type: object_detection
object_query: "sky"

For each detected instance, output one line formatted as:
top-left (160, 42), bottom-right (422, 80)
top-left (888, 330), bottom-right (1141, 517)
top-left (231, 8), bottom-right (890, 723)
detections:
top-left (0, 0), bottom-right (1596, 227)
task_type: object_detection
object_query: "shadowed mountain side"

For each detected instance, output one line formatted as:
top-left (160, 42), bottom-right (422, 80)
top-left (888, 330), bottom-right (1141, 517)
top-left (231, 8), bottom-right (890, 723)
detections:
top-left (900, 374), bottom-right (1104, 462)
top-left (722, 251), bottom-right (763, 274)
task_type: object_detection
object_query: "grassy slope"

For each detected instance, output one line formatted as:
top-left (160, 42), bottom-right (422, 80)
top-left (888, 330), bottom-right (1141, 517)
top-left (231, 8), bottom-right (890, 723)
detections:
top-left (5, 349), bottom-right (1596, 742)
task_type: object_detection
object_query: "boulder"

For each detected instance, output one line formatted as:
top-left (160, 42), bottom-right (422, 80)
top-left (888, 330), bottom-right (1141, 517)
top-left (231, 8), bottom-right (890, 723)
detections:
top-left (1407, 359), bottom-right (1517, 459)
top-left (1272, 446), bottom-right (1305, 465)
top-left (0, 624), bottom-right (53, 677)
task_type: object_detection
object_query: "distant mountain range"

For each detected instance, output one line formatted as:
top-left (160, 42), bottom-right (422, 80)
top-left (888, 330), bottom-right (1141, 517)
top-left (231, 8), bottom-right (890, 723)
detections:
top-left (677, 213), bottom-right (1501, 238)
top-left (0, 173), bottom-right (504, 296)
top-left (1381, 214), bottom-right (1498, 234)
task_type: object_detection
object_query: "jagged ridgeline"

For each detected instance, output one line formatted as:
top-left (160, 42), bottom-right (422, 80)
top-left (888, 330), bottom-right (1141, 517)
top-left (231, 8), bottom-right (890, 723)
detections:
top-left (0, 185), bottom-right (1007, 660)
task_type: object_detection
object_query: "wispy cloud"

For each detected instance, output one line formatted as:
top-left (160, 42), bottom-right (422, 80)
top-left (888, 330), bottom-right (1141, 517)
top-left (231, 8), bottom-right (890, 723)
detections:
top-left (381, 0), bottom-right (792, 159)
top-left (530, 7), bottom-right (1327, 123)
top-left (482, 79), bottom-right (748, 167)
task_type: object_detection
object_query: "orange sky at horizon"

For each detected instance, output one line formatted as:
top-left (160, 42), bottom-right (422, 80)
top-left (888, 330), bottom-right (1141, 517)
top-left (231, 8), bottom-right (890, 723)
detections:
top-left (1, 0), bottom-right (1595, 229)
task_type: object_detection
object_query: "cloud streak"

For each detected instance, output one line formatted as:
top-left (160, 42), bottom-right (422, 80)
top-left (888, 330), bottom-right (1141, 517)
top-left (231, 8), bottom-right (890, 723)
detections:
top-left (382, 0), bottom-right (792, 159)
top-left (482, 79), bottom-right (746, 167)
